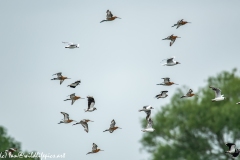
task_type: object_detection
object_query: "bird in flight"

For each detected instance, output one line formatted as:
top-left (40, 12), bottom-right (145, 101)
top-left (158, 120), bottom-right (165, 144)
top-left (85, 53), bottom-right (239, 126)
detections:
top-left (162, 56), bottom-right (180, 66)
top-left (172, 19), bottom-right (191, 29)
top-left (100, 10), bottom-right (121, 23)
top-left (67, 80), bottom-right (81, 88)
top-left (4, 148), bottom-right (17, 157)
top-left (139, 105), bottom-right (154, 120)
top-left (73, 119), bottom-right (93, 133)
top-left (85, 96), bottom-right (97, 112)
top-left (58, 112), bottom-right (76, 124)
top-left (64, 93), bottom-right (84, 105)
top-left (51, 72), bottom-right (70, 85)
top-left (86, 143), bottom-right (104, 155)
top-left (225, 143), bottom-right (240, 158)
top-left (209, 86), bottom-right (226, 102)
top-left (103, 119), bottom-right (122, 133)
top-left (62, 42), bottom-right (79, 49)
top-left (181, 89), bottom-right (197, 98)
top-left (162, 34), bottom-right (181, 46)
top-left (155, 91), bottom-right (168, 99)
top-left (157, 77), bottom-right (178, 86)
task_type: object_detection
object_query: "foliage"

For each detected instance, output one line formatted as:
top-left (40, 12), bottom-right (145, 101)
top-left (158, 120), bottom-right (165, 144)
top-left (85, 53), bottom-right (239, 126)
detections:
top-left (140, 69), bottom-right (240, 160)
top-left (0, 126), bottom-right (39, 160)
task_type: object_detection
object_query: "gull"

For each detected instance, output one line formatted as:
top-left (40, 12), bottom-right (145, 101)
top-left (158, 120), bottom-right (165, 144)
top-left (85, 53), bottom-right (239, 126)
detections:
top-left (141, 118), bottom-right (155, 132)
top-left (157, 77), bottom-right (178, 86)
top-left (181, 89), bottom-right (197, 98)
top-left (162, 56), bottom-right (180, 66)
top-left (225, 143), bottom-right (240, 158)
top-left (100, 10), bottom-right (121, 23)
top-left (73, 119), bottom-right (93, 133)
top-left (209, 86), bottom-right (226, 102)
top-left (5, 148), bottom-right (17, 157)
top-left (58, 112), bottom-right (76, 124)
top-left (85, 96), bottom-right (97, 112)
top-left (64, 93), bottom-right (84, 105)
top-left (155, 91), bottom-right (168, 99)
top-left (62, 42), bottom-right (79, 49)
top-left (162, 34), bottom-right (181, 46)
top-left (86, 143), bottom-right (104, 155)
top-left (103, 119), bottom-right (122, 133)
top-left (172, 19), bottom-right (191, 29)
top-left (51, 72), bottom-right (70, 85)
top-left (138, 105), bottom-right (154, 120)
top-left (67, 80), bottom-right (81, 88)
top-left (236, 102), bottom-right (240, 105)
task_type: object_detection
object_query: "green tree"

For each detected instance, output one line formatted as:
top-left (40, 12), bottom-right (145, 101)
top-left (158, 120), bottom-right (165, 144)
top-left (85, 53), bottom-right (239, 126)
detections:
top-left (0, 126), bottom-right (39, 160)
top-left (140, 69), bottom-right (240, 160)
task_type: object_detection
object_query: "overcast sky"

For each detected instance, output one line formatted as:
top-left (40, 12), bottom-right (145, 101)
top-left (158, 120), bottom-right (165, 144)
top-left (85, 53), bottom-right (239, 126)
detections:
top-left (1, 0), bottom-right (240, 160)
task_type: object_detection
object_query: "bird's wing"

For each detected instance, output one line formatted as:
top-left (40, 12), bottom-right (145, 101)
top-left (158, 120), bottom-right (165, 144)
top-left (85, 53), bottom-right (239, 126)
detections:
top-left (53, 72), bottom-right (62, 76)
top-left (56, 73), bottom-right (62, 77)
top-left (144, 110), bottom-right (151, 120)
top-left (69, 81), bottom-right (80, 87)
top-left (210, 86), bottom-right (222, 97)
top-left (70, 93), bottom-right (75, 99)
top-left (88, 97), bottom-right (95, 109)
top-left (110, 119), bottom-right (116, 128)
top-left (62, 112), bottom-right (69, 121)
top-left (187, 89), bottom-right (193, 96)
top-left (161, 91), bottom-right (168, 96)
top-left (107, 10), bottom-right (113, 18)
top-left (225, 143), bottom-right (236, 152)
top-left (146, 118), bottom-right (153, 128)
top-left (142, 106), bottom-right (147, 109)
top-left (75, 80), bottom-right (81, 85)
top-left (167, 58), bottom-right (174, 63)
top-left (92, 143), bottom-right (98, 151)
top-left (60, 80), bottom-right (64, 85)
top-left (178, 19), bottom-right (183, 24)
top-left (71, 100), bottom-right (76, 105)
top-left (80, 121), bottom-right (89, 132)
top-left (163, 78), bottom-right (170, 83)
top-left (146, 105), bottom-right (152, 109)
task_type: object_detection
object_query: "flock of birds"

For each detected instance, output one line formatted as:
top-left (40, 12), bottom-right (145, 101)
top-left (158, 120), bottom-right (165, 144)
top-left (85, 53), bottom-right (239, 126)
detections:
top-left (137, 17), bottom-right (240, 159)
top-left (2, 10), bottom-right (240, 159)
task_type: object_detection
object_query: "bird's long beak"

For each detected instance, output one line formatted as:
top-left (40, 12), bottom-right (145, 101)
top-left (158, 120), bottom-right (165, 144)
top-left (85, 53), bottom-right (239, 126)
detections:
top-left (174, 83), bottom-right (179, 85)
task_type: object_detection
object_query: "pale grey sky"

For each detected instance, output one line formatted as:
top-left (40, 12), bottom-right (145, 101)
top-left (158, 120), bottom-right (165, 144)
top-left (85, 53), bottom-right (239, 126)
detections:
top-left (0, 0), bottom-right (240, 160)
